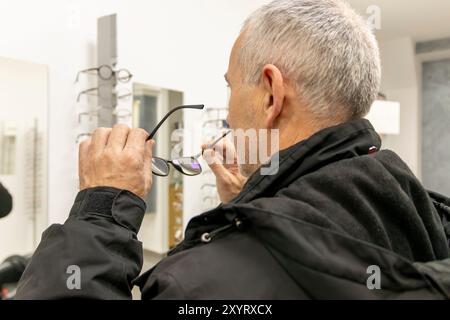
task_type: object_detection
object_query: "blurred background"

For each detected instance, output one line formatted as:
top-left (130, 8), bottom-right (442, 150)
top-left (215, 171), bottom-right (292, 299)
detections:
top-left (0, 0), bottom-right (449, 298)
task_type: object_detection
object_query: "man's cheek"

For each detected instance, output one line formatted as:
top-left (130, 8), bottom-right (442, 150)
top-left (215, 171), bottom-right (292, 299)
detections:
top-left (226, 111), bottom-right (236, 129)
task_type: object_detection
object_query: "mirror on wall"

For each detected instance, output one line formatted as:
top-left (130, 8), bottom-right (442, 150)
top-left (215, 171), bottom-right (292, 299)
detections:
top-left (133, 83), bottom-right (185, 253)
top-left (0, 57), bottom-right (48, 262)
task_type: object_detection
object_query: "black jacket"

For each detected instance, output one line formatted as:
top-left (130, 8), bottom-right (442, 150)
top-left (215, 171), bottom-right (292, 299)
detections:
top-left (15, 119), bottom-right (450, 299)
top-left (0, 182), bottom-right (13, 218)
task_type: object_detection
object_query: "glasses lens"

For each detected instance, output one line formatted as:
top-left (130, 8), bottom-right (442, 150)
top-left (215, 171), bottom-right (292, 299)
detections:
top-left (98, 65), bottom-right (113, 80)
top-left (117, 69), bottom-right (132, 83)
top-left (152, 157), bottom-right (170, 176)
top-left (172, 157), bottom-right (202, 176)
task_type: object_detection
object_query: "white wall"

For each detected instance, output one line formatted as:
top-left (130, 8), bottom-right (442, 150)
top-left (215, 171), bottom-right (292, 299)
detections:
top-left (0, 0), bottom-right (122, 228)
top-left (0, 0), bottom-right (267, 236)
top-left (378, 37), bottom-right (421, 177)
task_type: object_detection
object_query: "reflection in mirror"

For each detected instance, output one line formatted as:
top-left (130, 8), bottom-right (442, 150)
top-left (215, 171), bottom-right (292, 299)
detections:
top-left (0, 57), bottom-right (48, 262)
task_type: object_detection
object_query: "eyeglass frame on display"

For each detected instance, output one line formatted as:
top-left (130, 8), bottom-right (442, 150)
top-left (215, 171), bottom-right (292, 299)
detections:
top-left (76, 86), bottom-right (132, 103)
top-left (75, 65), bottom-right (133, 83)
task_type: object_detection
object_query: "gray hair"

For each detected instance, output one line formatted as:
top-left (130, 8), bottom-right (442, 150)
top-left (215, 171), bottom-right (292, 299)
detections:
top-left (238, 0), bottom-right (381, 122)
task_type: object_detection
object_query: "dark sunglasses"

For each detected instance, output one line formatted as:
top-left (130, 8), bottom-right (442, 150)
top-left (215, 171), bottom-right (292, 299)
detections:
top-left (147, 105), bottom-right (230, 177)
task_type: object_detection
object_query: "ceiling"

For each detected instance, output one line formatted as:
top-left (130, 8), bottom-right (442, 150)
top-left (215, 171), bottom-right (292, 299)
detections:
top-left (346, 0), bottom-right (450, 42)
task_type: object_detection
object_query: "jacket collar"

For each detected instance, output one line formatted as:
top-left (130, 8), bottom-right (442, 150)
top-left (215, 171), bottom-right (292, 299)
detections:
top-left (228, 118), bottom-right (381, 205)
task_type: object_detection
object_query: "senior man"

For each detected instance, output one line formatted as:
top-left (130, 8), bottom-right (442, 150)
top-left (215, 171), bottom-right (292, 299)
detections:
top-left (16, 0), bottom-right (450, 299)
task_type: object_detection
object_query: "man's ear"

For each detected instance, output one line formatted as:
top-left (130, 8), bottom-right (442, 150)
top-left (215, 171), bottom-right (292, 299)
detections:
top-left (261, 64), bottom-right (285, 128)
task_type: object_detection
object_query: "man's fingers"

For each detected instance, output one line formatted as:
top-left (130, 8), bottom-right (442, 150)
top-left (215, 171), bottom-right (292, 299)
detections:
top-left (79, 138), bottom-right (91, 165)
top-left (203, 148), bottom-right (230, 180)
top-left (125, 128), bottom-right (149, 152)
top-left (144, 140), bottom-right (154, 167)
top-left (143, 140), bottom-right (154, 192)
top-left (79, 138), bottom-right (91, 155)
top-left (107, 124), bottom-right (131, 151)
top-left (78, 138), bottom-right (91, 188)
top-left (91, 127), bottom-right (112, 151)
top-left (216, 140), bottom-right (237, 167)
top-left (201, 139), bottom-right (237, 167)
top-left (78, 126), bottom-right (154, 199)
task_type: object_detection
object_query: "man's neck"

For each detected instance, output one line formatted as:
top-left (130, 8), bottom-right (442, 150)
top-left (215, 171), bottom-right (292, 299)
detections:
top-left (278, 119), bottom-right (318, 151)
top-left (278, 111), bottom-right (345, 151)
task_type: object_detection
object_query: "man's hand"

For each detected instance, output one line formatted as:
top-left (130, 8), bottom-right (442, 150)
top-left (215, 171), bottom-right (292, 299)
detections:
top-left (79, 124), bottom-right (155, 199)
top-left (202, 138), bottom-right (247, 203)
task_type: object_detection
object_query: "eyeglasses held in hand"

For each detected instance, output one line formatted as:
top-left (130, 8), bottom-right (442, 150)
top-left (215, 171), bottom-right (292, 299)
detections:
top-left (152, 130), bottom-right (231, 177)
top-left (147, 105), bottom-right (231, 177)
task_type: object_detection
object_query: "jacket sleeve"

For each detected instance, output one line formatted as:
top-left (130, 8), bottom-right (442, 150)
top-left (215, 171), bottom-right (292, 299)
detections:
top-left (15, 187), bottom-right (146, 300)
top-left (0, 182), bottom-right (13, 218)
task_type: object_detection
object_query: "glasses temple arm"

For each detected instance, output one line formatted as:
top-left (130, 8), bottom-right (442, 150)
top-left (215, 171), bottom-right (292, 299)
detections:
top-left (75, 67), bottom-right (100, 83)
top-left (76, 87), bottom-right (99, 102)
top-left (147, 104), bottom-right (204, 140)
top-left (193, 130), bottom-right (232, 159)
